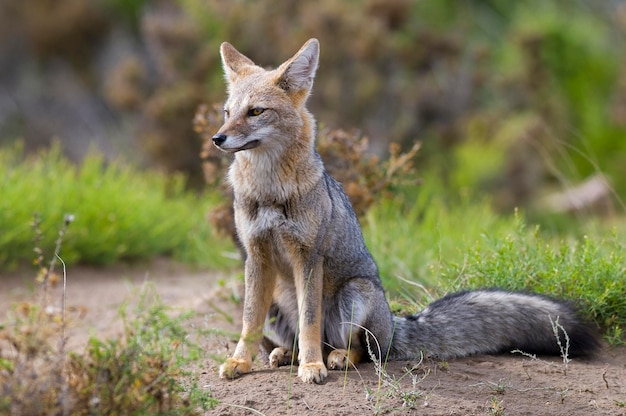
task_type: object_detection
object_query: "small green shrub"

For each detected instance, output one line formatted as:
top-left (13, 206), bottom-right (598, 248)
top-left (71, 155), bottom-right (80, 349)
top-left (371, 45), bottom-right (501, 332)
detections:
top-left (441, 213), bottom-right (626, 344)
top-left (0, 142), bottom-right (236, 270)
top-left (67, 284), bottom-right (217, 415)
top-left (0, 282), bottom-right (216, 415)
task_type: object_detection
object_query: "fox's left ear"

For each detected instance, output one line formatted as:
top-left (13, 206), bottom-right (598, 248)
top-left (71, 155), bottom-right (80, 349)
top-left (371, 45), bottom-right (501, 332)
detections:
top-left (276, 38), bottom-right (319, 93)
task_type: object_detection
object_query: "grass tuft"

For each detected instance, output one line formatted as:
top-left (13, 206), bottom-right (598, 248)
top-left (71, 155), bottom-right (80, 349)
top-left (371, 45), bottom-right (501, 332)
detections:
top-left (0, 142), bottom-right (237, 270)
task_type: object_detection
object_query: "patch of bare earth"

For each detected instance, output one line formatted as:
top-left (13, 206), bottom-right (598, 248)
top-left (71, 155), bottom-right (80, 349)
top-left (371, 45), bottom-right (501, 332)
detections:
top-left (1, 260), bottom-right (625, 415)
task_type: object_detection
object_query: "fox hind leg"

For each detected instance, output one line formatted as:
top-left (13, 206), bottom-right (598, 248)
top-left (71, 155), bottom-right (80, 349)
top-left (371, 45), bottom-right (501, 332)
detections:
top-left (263, 301), bottom-right (298, 364)
top-left (323, 278), bottom-right (394, 370)
top-left (269, 346), bottom-right (294, 368)
top-left (327, 344), bottom-right (365, 370)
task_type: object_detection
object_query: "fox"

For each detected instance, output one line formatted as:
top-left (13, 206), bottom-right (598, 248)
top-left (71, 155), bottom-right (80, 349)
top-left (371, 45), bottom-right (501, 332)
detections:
top-left (211, 38), bottom-right (599, 384)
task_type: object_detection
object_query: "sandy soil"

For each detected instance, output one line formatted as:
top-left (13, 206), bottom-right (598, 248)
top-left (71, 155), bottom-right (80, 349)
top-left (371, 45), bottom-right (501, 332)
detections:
top-left (1, 260), bottom-right (625, 416)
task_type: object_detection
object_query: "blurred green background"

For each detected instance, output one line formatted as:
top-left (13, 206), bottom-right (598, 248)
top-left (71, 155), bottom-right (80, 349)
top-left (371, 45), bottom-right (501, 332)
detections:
top-left (1, 0), bottom-right (625, 202)
top-left (1, 0), bottom-right (626, 268)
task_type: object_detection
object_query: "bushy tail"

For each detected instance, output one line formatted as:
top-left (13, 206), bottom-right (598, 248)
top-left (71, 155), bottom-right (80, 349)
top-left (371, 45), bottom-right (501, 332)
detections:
top-left (388, 289), bottom-right (599, 360)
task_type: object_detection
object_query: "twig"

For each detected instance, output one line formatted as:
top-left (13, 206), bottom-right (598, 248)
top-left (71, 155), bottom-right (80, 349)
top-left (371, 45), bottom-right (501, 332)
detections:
top-left (58, 252), bottom-right (70, 416)
top-left (549, 315), bottom-right (571, 375)
top-left (47, 215), bottom-right (74, 281)
top-left (57, 254), bottom-right (68, 354)
top-left (41, 214), bottom-right (74, 305)
top-left (222, 403), bottom-right (267, 416)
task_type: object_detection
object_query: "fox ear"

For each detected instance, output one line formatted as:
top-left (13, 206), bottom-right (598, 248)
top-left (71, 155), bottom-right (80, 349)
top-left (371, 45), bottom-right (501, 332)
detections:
top-left (220, 42), bottom-right (256, 83)
top-left (276, 38), bottom-right (319, 93)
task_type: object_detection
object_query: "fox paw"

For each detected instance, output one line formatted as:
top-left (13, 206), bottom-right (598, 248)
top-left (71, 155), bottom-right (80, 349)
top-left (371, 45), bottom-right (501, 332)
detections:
top-left (298, 361), bottom-right (328, 384)
top-left (327, 349), bottom-right (349, 370)
top-left (269, 347), bottom-right (294, 368)
top-left (219, 358), bottom-right (252, 379)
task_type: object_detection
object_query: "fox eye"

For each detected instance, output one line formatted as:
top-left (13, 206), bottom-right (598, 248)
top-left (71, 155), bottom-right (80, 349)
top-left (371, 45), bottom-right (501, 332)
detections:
top-left (223, 109), bottom-right (230, 119)
top-left (247, 108), bottom-right (265, 117)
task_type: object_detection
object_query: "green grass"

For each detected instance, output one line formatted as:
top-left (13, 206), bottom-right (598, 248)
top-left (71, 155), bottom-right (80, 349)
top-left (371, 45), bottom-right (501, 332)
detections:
top-left (443, 216), bottom-right (626, 345)
top-left (0, 142), bottom-right (237, 270)
top-left (365, 180), bottom-right (626, 344)
top-left (364, 180), bottom-right (517, 297)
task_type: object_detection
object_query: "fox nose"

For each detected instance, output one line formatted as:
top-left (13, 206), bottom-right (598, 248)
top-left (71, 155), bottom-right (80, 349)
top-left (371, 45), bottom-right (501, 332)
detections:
top-left (212, 133), bottom-right (227, 147)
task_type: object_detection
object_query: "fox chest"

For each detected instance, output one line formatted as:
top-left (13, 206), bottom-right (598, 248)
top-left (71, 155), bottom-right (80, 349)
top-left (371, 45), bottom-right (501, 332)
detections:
top-left (233, 198), bottom-right (318, 255)
top-left (235, 201), bottom-right (287, 238)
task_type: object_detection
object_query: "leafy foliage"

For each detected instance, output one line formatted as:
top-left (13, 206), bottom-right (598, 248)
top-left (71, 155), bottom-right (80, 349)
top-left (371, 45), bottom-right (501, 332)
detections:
top-left (67, 284), bottom-right (216, 415)
top-left (0, 142), bottom-right (235, 270)
top-left (3, 0), bottom-right (626, 207)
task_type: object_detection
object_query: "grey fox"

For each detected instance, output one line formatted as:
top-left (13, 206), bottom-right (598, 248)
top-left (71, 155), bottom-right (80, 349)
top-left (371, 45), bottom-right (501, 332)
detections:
top-left (211, 38), bottom-right (598, 383)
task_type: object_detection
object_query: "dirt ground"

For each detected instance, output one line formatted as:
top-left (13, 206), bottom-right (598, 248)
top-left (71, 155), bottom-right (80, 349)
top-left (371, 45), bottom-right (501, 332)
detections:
top-left (1, 260), bottom-right (625, 415)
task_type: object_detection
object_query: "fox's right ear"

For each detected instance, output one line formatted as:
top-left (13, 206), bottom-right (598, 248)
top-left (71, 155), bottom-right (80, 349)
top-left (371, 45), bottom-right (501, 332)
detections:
top-left (220, 42), bottom-right (256, 83)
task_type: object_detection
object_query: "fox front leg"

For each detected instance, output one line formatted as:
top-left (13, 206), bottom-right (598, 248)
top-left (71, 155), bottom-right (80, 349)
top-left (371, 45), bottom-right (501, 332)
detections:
top-left (294, 259), bottom-right (327, 383)
top-left (219, 340), bottom-right (253, 379)
top-left (219, 254), bottom-right (276, 379)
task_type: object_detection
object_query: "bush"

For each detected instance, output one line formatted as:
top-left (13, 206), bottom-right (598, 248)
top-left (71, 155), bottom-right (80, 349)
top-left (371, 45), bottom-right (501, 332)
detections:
top-left (0, 142), bottom-right (236, 270)
top-left (0, 282), bottom-right (216, 415)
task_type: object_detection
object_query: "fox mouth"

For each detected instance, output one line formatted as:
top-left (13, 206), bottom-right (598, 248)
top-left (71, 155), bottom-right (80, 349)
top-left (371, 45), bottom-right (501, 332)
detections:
top-left (216, 140), bottom-right (261, 153)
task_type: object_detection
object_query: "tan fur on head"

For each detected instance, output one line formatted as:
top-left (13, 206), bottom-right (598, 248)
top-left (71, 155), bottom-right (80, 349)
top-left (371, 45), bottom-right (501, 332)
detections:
top-left (220, 39), bottom-right (319, 104)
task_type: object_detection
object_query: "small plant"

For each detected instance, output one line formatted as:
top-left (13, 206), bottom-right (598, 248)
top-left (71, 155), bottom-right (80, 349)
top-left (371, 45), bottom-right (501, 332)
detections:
top-left (0, 215), bottom-right (216, 415)
top-left (67, 283), bottom-right (216, 415)
top-left (488, 396), bottom-right (507, 416)
top-left (549, 316), bottom-right (571, 375)
top-left (0, 214), bottom-right (74, 415)
top-left (470, 378), bottom-right (512, 396)
top-left (357, 327), bottom-right (430, 413)
top-left (490, 378), bottom-right (510, 395)
top-left (556, 388), bottom-right (569, 404)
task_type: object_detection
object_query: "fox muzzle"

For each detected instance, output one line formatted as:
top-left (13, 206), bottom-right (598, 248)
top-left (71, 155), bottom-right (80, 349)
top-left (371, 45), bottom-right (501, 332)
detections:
top-left (212, 133), bottom-right (228, 147)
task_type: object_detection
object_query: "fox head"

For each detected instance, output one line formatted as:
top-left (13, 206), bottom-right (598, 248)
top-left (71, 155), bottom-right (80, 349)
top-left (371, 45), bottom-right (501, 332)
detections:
top-left (212, 39), bottom-right (320, 154)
